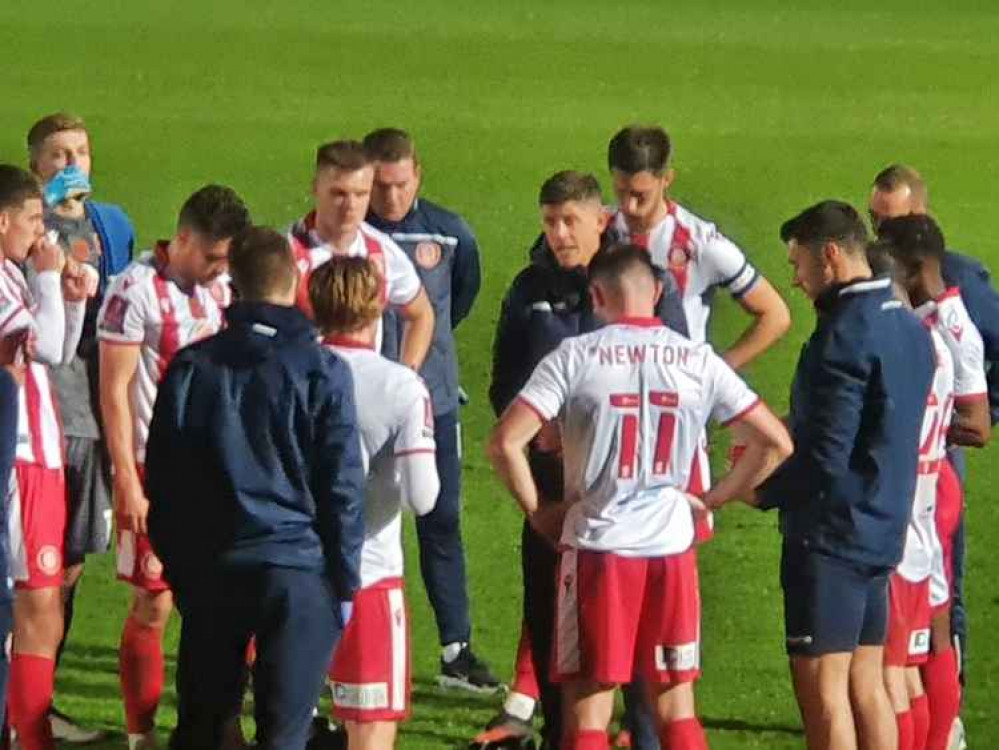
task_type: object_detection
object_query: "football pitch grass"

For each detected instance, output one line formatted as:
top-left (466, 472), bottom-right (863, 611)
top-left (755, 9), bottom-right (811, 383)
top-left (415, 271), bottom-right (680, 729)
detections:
top-left (3, 1), bottom-right (998, 746)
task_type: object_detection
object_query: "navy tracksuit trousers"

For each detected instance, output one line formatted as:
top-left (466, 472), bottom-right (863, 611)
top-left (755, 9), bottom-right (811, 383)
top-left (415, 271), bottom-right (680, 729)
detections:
top-left (169, 566), bottom-right (340, 750)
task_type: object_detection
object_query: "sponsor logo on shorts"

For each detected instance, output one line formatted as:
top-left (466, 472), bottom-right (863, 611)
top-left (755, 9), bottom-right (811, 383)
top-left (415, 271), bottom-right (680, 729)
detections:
top-left (141, 552), bottom-right (163, 580)
top-left (331, 681), bottom-right (389, 710)
top-left (414, 241), bottom-right (442, 270)
top-left (36, 545), bottom-right (61, 576)
top-left (909, 628), bottom-right (931, 656)
top-left (655, 642), bottom-right (699, 672)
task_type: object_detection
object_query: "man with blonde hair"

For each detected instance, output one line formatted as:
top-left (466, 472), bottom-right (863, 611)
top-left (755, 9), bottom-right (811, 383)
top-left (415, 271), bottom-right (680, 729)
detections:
top-left (310, 256), bottom-right (440, 749)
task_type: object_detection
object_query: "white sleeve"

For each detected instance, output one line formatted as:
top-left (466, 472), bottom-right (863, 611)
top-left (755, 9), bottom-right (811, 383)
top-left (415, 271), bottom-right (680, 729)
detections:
top-left (97, 273), bottom-right (148, 345)
top-left (27, 271), bottom-right (66, 365)
top-left (383, 239), bottom-right (422, 308)
top-left (61, 299), bottom-right (86, 364)
top-left (705, 347), bottom-right (760, 425)
top-left (517, 340), bottom-right (573, 421)
top-left (393, 377), bottom-right (439, 516)
top-left (948, 306), bottom-right (988, 400)
top-left (698, 225), bottom-right (759, 298)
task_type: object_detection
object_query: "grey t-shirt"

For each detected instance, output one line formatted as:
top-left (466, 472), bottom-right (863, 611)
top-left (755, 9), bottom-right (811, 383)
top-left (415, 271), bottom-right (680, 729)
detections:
top-left (45, 208), bottom-right (102, 440)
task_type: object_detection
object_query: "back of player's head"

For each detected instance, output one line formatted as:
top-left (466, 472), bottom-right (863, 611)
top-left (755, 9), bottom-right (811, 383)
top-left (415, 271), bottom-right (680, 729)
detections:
top-left (866, 240), bottom-right (897, 277)
top-left (316, 140), bottom-right (371, 174)
top-left (873, 163), bottom-right (928, 205)
top-left (779, 200), bottom-right (869, 255)
top-left (608, 126), bottom-right (672, 176)
top-left (177, 184), bottom-right (251, 242)
top-left (363, 128), bottom-right (418, 165)
top-left (876, 214), bottom-right (945, 263)
top-left (27, 112), bottom-right (88, 154)
top-left (538, 171), bottom-right (602, 206)
top-left (228, 226), bottom-right (297, 302)
top-left (588, 243), bottom-right (657, 289)
top-left (309, 256), bottom-right (383, 335)
top-left (0, 164), bottom-right (42, 212)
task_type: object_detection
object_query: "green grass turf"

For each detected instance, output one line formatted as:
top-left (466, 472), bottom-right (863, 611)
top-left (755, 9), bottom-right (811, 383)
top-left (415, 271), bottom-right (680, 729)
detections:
top-left (2, 0), bottom-right (999, 746)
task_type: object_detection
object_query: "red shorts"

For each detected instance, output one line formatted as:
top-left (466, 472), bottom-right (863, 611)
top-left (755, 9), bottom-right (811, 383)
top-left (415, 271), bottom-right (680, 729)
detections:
top-left (9, 463), bottom-right (66, 589)
top-left (552, 548), bottom-right (701, 685)
top-left (116, 530), bottom-right (169, 592)
top-left (885, 575), bottom-right (931, 667)
top-left (116, 465), bottom-right (169, 593)
top-left (329, 579), bottom-right (410, 722)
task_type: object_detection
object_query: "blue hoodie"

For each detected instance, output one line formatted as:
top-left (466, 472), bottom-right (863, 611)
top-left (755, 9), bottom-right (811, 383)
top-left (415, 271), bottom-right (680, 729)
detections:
top-left (145, 302), bottom-right (365, 601)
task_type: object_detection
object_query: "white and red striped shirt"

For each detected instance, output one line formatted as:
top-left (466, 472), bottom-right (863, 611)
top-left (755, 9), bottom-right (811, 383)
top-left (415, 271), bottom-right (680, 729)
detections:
top-left (915, 287), bottom-right (987, 406)
top-left (288, 213), bottom-right (422, 349)
top-left (97, 243), bottom-right (223, 463)
top-left (326, 338), bottom-right (437, 588)
top-left (608, 201), bottom-right (760, 345)
top-left (0, 261), bottom-right (83, 468)
top-left (518, 318), bottom-right (759, 557)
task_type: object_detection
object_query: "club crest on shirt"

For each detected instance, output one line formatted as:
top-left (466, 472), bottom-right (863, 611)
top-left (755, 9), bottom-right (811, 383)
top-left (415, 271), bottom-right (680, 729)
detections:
top-left (101, 295), bottom-right (130, 334)
top-left (945, 308), bottom-right (964, 341)
top-left (415, 241), bottom-right (442, 270)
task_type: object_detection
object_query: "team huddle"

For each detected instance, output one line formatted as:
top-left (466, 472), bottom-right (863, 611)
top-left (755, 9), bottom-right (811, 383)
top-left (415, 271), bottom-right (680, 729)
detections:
top-left (0, 115), bottom-right (993, 750)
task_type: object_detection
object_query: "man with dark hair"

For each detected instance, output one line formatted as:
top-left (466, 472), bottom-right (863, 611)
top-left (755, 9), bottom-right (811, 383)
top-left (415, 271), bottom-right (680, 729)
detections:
top-left (27, 111), bottom-right (136, 744)
top-left (0, 164), bottom-right (91, 750)
top-left (480, 172), bottom-right (686, 750)
top-left (489, 243), bottom-right (790, 750)
top-left (146, 226), bottom-right (365, 750)
top-left (98, 185), bottom-right (251, 750)
top-left (868, 166), bottom-right (998, 708)
top-left (287, 139), bottom-right (434, 372)
top-left (758, 201), bottom-right (935, 750)
top-left (361, 127), bottom-right (491, 691)
top-left (878, 214), bottom-right (990, 750)
top-left (606, 125), bottom-right (790, 368)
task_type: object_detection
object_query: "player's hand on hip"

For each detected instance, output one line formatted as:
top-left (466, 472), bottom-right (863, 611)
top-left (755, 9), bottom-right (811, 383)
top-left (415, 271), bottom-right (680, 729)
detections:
top-left (687, 491), bottom-right (714, 516)
top-left (529, 502), bottom-right (567, 548)
top-left (115, 476), bottom-right (151, 535)
top-left (30, 236), bottom-right (66, 275)
top-left (532, 421), bottom-right (563, 454)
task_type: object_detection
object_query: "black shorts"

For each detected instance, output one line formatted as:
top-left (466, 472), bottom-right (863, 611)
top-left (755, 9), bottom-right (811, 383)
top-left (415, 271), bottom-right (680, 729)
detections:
top-left (64, 436), bottom-right (112, 566)
top-left (781, 541), bottom-right (890, 657)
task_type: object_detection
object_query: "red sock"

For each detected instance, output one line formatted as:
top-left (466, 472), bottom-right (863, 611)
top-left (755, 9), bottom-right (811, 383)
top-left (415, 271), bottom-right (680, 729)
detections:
top-left (896, 710), bottom-right (914, 750)
top-left (562, 729), bottom-right (610, 750)
top-left (8, 654), bottom-right (55, 750)
top-left (922, 649), bottom-right (960, 750)
top-left (119, 615), bottom-right (165, 734)
top-left (660, 718), bottom-right (708, 750)
top-left (511, 621), bottom-right (541, 699)
top-left (910, 694), bottom-right (930, 750)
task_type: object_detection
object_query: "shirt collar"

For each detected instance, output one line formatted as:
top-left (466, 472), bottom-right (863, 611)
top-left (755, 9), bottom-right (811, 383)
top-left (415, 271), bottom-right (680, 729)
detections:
top-left (322, 334), bottom-right (375, 351)
top-left (814, 275), bottom-right (889, 311)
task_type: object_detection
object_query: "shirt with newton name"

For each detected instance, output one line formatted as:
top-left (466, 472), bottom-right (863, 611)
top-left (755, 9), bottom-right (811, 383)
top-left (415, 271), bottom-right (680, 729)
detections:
top-left (0, 261), bottom-right (84, 468)
top-left (288, 214), bottom-right (422, 351)
top-left (96, 243), bottom-right (223, 463)
top-left (607, 201), bottom-right (760, 345)
top-left (915, 287), bottom-right (988, 405)
top-left (327, 340), bottom-right (437, 588)
top-left (518, 318), bottom-right (759, 557)
top-left (898, 326), bottom-right (953, 591)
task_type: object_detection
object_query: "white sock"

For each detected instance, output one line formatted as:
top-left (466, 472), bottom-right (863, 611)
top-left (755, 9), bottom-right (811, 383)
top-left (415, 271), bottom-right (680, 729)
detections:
top-left (504, 691), bottom-right (536, 722)
top-left (128, 730), bottom-right (157, 750)
top-left (442, 641), bottom-right (467, 663)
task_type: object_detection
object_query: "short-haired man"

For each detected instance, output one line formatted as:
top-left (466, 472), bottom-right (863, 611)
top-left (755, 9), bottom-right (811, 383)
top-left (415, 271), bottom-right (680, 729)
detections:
top-left (288, 140), bottom-right (434, 370)
top-left (28, 111), bottom-right (136, 743)
top-left (878, 215), bottom-right (990, 750)
top-left (489, 244), bottom-right (792, 750)
top-left (606, 125), bottom-right (790, 367)
top-left (0, 164), bottom-right (90, 750)
top-left (310, 256), bottom-right (440, 749)
top-left (145, 227), bottom-right (365, 750)
top-left (484, 172), bottom-right (686, 750)
top-left (98, 185), bottom-right (251, 750)
top-left (361, 127), bottom-right (494, 690)
top-left (758, 201), bottom-right (936, 750)
top-left (868, 165), bottom-right (998, 699)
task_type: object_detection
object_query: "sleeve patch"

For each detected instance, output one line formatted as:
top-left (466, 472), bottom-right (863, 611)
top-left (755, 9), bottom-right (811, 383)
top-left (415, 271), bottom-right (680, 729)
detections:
top-left (100, 295), bottom-right (130, 334)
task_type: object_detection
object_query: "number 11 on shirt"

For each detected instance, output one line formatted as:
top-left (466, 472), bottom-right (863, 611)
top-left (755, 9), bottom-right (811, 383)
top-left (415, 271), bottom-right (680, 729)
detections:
top-left (609, 391), bottom-right (678, 480)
